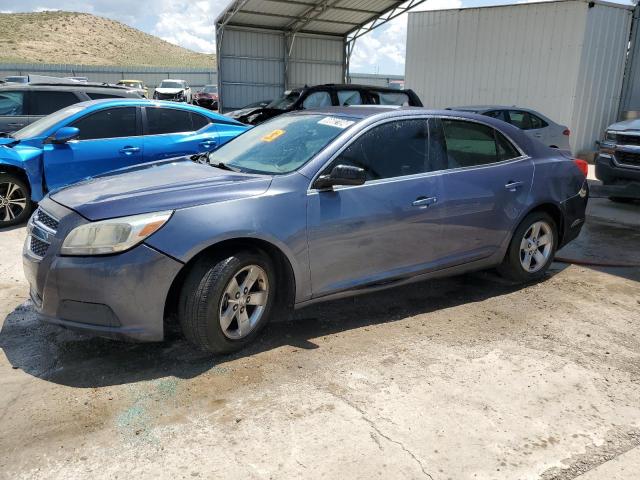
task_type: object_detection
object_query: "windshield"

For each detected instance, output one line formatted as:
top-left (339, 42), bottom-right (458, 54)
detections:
top-left (267, 90), bottom-right (301, 110)
top-left (202, 86), bottom-right (217, 93)
top-left (13, 105), bottom-right (85, 140)
top-left (207, 114), bottom-right (357, 175)
top-left (159, 81), bottom-right (185, 89)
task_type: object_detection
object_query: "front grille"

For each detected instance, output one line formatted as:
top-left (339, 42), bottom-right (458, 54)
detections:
top-left (30, 237), bottom-right (49, 257)
top-left (27, 208), bottom-right (59, 259)
top-left (36, 208), bottom-right (59, 230)
top-left (617, 134), bottom-right (640, 146)
top-left (615, 151), bottom-right (640, 167)
top-left (156, 92), bottom-right (179, 100)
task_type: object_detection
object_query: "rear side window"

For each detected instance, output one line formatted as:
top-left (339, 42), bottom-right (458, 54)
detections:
top-left (529, 113), bottom-right (548, 129)
top-left (337, 90), bottom-right (363, 106)
top-left (0, 91), bottom-right (25, 116)
top-left (369, 91), bottom-right (410, 106)
top-left (331, 119), bottom-right (429, 180)
top-left (484, 110), bottom-right (506, 121)
top-left (507, 110), bottom-right (532, 130)
top-left (29, 91), bottom-right (80, 116)
top-left (71, 107), bottom-right (138, 140)
top-left (496, 131), bottom-right (521, 161)
top-left (146, 108), bottom-right (208, 134)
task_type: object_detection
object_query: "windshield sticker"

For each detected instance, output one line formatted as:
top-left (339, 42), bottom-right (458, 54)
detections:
top-left (318, 117), bottom-right (355, 129)
top-left (261, 129), bottom-right (286, 142)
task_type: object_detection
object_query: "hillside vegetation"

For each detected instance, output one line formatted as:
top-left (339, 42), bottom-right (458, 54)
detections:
top-left (0, 11), bottom-right (215, 67)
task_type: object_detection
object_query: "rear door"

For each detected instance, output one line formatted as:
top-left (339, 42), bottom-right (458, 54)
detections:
top-left (42, 106), bottom-right (143, 190)
top-left (142, 106), bottom-right (219, 160)
top-left (0, 90), bottom-right (29, 133)
top-left (431, 117), bottom-right (534, 265)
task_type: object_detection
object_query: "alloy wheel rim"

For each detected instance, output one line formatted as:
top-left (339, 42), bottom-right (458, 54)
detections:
top-left (219, 265), bottom-right (269, 340)
top-left (519, 221), bottom-right (554, 273)
top-left (0, 182), bottom-right (27, 223)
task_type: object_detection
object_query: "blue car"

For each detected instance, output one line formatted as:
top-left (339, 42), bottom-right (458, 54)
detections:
top-left (0, 99), bottom-right (247, 227)
top-left (23, 107), bottom-right (589, 354)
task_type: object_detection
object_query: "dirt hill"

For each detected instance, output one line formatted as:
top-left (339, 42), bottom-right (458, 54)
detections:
top-left (0, 11), bottom-right (215, 67)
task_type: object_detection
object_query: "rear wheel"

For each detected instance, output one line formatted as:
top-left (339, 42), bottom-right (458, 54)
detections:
top-left (179, 251), bottom-right (275, 354)
top-left (0, 173), bottom-right (31, 228)
top-left (498, 212), bottom-right (557, 282)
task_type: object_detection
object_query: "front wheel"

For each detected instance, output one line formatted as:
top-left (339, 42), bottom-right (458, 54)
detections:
top-left (498, 212), bottom-right (557, 282)
top-left (0, 173), bottom-right (32, 228)
top-left (179, 251), bottom-right (275, 354)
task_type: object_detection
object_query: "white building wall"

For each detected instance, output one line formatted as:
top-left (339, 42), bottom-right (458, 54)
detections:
top-left (405, 0), bottom-right (633, 154)
top-left (288, 34), bottom-right (344, 90)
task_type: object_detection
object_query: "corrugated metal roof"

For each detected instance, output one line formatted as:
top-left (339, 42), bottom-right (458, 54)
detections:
top-left (217, 0), bottom-right (410, 36)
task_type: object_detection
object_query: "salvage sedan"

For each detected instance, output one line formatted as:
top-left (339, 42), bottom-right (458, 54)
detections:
top-left (23, 107), bottom-right (589, 354)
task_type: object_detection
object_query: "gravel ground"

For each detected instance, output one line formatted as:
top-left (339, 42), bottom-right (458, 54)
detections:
top-left (0, 198), bottom-right (639, 480)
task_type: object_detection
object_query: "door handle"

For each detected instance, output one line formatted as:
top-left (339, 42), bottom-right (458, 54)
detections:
top-left (505, 181), bottom-right (524, 191)
top-left (119, 146), bottom-right (140, 155)
top-left (200, 139), bottom-right (217, 150)
top-left (412, 196), bottom-right (438, 207)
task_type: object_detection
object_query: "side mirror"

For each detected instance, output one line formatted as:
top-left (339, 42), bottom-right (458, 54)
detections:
top-left (51, 127), bottom-right (80, 144)
top-left (314, 164), bottom-right (366, 190)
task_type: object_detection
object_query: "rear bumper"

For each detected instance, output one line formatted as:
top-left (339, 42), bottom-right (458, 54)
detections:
top-left (559, 180), bottom-right (589, 248)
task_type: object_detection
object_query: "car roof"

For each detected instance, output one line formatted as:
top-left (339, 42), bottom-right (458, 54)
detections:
top-left (0, 83), bottom-right (132, 92)
top-left (450, 105), bottom-right (539, 112)
top-left (297, 106), bottom-right (501, 120)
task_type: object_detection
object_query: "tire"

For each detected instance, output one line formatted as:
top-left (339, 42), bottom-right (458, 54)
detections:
top-left (0, 173), bottom-right (32, 228)
top-left (498, 211), bottom-right (558, 283)
top-left (179, 250), bottom-right (276, 354)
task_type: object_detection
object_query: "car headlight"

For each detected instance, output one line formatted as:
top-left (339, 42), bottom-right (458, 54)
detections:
top-left (605, 131), bottom-right (617, 142)
top-left (61, 211), bottom-right (173, 256)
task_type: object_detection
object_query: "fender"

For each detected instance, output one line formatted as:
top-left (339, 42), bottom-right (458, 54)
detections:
top-left (0, 145), bottom-right (45, 201)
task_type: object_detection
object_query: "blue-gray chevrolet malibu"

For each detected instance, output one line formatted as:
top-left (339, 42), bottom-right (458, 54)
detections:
top-left (23, 107), bottom-right (589, 354)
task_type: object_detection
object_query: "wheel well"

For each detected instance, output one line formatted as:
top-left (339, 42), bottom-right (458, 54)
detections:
top-left (0, 165), bottom-right (30, 194)
top-left (163, 238), bottom-right (296, 329)
top-left (526, 203), bottom-right (564, 245)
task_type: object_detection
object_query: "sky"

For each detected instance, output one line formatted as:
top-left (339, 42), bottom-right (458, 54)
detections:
top-left (0, 0), bottom-right (636, 74)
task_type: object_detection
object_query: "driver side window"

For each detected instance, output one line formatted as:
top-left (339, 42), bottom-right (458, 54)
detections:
top-left (327, 119), bottom-right (429, 181)
top-left (71, 107), bottom-right (138, 140)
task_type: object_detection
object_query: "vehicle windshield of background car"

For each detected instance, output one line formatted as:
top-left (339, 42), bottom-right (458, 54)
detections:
top-left (12, 105), bottom-right (85, 140)
top-left (267, 90), bottom-right (301, 110)
top-left (159, 81), bottom-right (185, 89)
top-left (119, 81), bottom-right (143, 88)
top-left (202, 86), bottom-right (217, 93)
top-left (207, 114), bottom-right (354, 174)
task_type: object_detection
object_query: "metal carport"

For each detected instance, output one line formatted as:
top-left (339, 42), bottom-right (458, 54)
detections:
top-left (215, 0), bottom-right (427, 112)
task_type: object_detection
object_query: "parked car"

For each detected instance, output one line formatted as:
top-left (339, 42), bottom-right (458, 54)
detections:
top-left (0, 82), bottom-right (141, 134)
top-left (116, 79), bottom-right (148, 98)
top-left (153, 79), bottom-right (192, 103)
top-left (192, 85), bottom-right (219, 110)
top-left (224, 84), bottom-right (423, 125)
top-left (0, 99), bottom-right (247, 226)
top-left (596, 118), bottom-right (640, 201)
top-left (5, 76), bottom-right (28, 84)
top-left (23, 107), bottom-right (589, 353)
top-left (448, 106), bottom-right (571, 151)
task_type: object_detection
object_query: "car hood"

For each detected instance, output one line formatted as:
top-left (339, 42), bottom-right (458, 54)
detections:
top-left (608, 118), bottom-right (640, 132)
top-left (50, 158), bottom-right (273, 221)
top-left (224, 107), bottom-right (284, 125)
top-left (156, 88), bottom-right (185, 94)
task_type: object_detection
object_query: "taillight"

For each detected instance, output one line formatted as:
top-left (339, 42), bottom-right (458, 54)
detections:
top-left (563, 129), bottom-right (571, 136)
top-left (574, 158), bottom-right (588, 177)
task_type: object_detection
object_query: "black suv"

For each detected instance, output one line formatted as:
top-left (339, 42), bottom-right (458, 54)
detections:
top-left (224, 84), bottom-right (423, 125)
top-left (0, 83), bottom-right (141, 134)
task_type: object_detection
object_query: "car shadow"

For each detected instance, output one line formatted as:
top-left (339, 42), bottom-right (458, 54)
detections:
top-left (0, 267), bottom-right (566, 389)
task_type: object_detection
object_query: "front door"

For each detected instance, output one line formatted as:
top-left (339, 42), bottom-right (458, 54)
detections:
top-left (43, 106), bottom-right (143, 191)
top-left (307, 118), bottom-right (445, 298)
top-left (432, 117), bottom-right (534, 265)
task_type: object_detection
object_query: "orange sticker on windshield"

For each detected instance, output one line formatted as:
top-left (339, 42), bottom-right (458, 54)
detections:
top-left (261, 129), bottom-right (285, 142)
